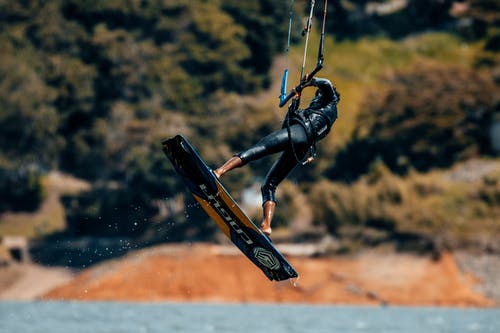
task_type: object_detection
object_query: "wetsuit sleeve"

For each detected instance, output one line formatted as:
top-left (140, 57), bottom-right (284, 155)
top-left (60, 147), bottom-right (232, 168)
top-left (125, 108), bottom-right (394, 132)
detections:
top-left (307, 78), bottom-right (340, 130)
top-left (311, 77), bottom-right (337, 103)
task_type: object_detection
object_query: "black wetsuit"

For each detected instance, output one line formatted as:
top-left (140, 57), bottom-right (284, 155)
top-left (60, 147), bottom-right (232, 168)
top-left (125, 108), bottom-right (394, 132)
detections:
top-left (237, 77), bottom-right (339, 203)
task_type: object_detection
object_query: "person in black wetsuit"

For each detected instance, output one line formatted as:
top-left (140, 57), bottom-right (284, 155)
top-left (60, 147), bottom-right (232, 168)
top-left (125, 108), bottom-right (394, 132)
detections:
top-left (214, 77), bottom-right (339, 236)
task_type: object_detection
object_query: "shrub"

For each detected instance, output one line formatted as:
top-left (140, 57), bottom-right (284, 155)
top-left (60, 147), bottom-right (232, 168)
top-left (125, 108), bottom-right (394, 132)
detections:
top-left (0, 164), bottom-right (45, 212)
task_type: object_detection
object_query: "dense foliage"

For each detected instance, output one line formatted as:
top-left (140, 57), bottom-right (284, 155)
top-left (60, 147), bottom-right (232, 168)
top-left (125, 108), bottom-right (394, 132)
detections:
top-left (1, 0), bottom-right (499, 252)
top-left (0, 0), bottom-right (289, 218)
top-left (326, 0), bottom-right (457, 39)
top-left (329, 60), bottom-right (499, 181)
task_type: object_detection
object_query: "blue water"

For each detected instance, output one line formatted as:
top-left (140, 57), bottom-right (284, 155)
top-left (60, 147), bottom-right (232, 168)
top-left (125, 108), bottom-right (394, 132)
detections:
top-left (0, 302), bottom-right (498, 333)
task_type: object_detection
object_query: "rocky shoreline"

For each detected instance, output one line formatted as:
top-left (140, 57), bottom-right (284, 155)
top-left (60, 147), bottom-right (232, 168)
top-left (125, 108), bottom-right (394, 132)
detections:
top-left (456, 251), bottom-right (500, 304)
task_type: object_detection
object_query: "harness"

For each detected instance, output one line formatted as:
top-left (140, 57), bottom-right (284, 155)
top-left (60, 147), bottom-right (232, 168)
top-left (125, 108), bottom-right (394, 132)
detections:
top-left (284, 104), bottom-right (316, 165)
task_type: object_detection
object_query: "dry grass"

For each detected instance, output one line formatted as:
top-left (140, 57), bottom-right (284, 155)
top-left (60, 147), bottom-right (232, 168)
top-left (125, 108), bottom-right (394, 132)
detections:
top-left (285, 32), bottom-right (481, 151)
top-left (0, 172), bottom-right (90, 238)
top-left (309, 158), bottom-right (500, 248)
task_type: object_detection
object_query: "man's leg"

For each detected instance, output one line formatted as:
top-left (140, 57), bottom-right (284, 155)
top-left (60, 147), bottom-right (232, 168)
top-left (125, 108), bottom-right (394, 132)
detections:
top-left (260, 200), bottom-right (276, 236)
top-left (214, 127), bottom-right (290, 179)
top-left (260, 149), bottom-right (301, 236)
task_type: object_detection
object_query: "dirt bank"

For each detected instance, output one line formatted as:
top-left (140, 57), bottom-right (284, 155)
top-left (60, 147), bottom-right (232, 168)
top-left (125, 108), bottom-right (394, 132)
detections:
top-left (42, 243), bottom-right (494, 306)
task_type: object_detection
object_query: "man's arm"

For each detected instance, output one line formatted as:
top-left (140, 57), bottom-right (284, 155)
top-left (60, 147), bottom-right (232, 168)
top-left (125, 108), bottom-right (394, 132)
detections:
top-left (310, 77), bottom-right (335, 102)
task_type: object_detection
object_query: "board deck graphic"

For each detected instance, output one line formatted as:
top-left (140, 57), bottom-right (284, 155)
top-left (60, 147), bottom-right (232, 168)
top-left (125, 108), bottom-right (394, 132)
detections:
top-left (162, 135), bottom-right (298, 281)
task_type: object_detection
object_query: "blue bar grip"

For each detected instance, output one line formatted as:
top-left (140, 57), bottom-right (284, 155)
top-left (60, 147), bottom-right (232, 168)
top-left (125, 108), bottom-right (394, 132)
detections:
top-left (279, 69), bottom-right (289, 105)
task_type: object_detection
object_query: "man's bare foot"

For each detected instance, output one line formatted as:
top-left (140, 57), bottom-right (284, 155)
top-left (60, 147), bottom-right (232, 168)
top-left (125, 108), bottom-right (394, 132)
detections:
top-left (260, 222), bottom-right (272, 236)
top-left (260, 201), bottom-right (276, 237)
top-left (213, 156), bottom-right (243, 179)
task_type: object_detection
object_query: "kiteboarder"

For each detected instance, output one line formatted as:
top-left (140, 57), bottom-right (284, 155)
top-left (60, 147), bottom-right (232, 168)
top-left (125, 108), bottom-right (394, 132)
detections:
top-left (214, 76), bottom-right (339, 236)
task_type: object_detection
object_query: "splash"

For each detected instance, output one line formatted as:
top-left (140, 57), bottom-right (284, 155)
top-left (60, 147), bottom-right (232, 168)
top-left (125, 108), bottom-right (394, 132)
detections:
top-left (290, 276), bottom-right (300, 288)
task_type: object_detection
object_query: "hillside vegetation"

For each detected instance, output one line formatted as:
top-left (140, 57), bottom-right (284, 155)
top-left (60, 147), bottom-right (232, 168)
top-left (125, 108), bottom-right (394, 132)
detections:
top-left (1, 0), bottom-right (499, 260)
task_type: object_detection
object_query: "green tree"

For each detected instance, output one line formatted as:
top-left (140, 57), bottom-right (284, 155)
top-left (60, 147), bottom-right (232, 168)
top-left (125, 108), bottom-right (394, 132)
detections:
top-left (0, 53), bottom-right (60, 166)
top-left (178, 1), bottom-right (254, 94)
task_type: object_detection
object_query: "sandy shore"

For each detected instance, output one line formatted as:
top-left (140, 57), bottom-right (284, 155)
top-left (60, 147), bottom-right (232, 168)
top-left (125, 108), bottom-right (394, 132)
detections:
top-left (0, 263), bottom-right (74, 301)
top-left (28, 243), bottom-right (495, 306)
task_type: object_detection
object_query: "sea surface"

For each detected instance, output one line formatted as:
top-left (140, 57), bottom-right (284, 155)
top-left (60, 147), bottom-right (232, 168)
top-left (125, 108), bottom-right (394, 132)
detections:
top-left (1, 301), bottom-right (499, 333)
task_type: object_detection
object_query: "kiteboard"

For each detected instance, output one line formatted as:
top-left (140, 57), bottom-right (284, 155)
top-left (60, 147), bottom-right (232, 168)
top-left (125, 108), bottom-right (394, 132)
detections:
top-left (162, 135), bottom-right (298, 281)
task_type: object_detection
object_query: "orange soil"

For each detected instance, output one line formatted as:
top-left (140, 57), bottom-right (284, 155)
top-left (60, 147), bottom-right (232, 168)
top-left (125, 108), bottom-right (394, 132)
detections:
top-left (43, 244), bottom-right (494, 306)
